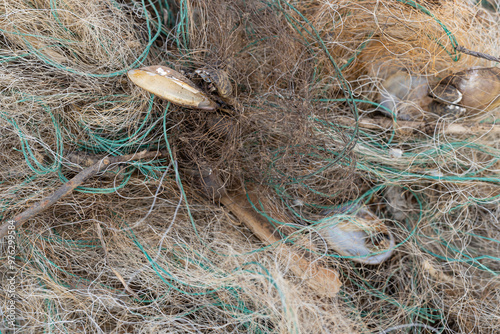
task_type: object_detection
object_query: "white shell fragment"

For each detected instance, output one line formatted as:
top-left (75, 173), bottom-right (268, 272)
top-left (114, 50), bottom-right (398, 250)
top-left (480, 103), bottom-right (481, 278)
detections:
top-left (389, 148), bottom-right (403, 159)
top-left (127, 65), bottom-right (217, 110)
top-left (318, 205), bottom-right (395, 265)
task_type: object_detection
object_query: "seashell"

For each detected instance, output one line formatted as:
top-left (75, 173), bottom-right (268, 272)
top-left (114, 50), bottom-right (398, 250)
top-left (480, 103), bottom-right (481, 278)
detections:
top-left (429, 67), bottom-right (500, 114)
top-left (427, 100), bottom-right (467, 119)
top-left (127, 65), bottom-right (217, 110)
top-left (318, 205), bottom-right (395, 265)
top-left (195, 68), bottom-right (233, 99)
top-left (377, 70), bottom-right (433, 121)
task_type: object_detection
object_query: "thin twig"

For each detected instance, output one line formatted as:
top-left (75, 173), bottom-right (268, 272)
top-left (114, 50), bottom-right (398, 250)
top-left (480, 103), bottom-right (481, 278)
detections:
top-left (0, 150), bottom-right (167, 239)
top-left (65, 149), bottom-right (168, 167)
top-left (456, 45), bottom-right (500, 63)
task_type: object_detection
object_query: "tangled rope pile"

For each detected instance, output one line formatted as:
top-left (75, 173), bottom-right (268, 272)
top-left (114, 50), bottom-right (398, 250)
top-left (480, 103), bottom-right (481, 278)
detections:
top-left (1, 0), bottom-right (499, 332)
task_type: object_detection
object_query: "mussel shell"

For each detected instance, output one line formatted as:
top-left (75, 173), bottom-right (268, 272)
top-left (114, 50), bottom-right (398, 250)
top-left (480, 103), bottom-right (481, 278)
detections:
top-left (128, 65), bottom-right (217, 110)
top-left (431, 67), bottom-right (500, 112)
top-left (318, 207), bottom-right (395, 265)
top-left (195, 68), bottom-right (233, 99)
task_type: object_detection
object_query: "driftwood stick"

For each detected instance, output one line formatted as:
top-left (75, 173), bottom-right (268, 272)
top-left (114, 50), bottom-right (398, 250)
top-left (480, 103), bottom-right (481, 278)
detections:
top-left (198, 165), bottom-right (341, 296)
top-left (65, 149), bottom-right (168, 167)
top-left (219, 187), bottom-right (342, 297)
top-left (0, 150), bottom-right (166, 239)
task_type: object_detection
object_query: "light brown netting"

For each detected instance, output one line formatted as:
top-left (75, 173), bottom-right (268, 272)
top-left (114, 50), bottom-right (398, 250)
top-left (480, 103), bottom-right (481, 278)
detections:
top-left (1, 0), bottom-right (500, 333)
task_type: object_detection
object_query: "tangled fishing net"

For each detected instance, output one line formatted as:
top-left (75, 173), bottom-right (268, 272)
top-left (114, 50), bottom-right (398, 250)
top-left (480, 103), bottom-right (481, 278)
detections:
top-left (1, 0), bottom-right (500, 332)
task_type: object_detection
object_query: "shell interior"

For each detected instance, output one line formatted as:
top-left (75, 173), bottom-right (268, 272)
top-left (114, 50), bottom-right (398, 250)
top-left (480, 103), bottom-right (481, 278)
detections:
top-left (128, 66), bottom-right (217, 110)
top-left (319, 213), bottom-right (395, 265)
